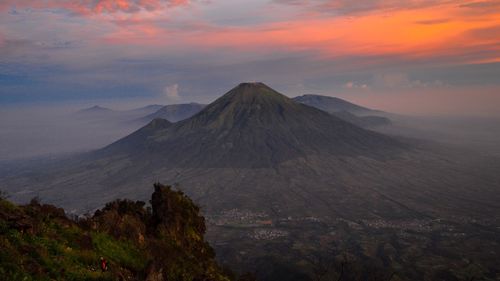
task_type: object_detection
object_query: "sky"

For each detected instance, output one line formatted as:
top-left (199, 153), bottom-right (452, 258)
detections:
top-left (1, 0), bottom-right (500, 116)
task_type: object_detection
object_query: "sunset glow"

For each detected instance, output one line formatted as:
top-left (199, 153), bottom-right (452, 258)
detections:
top-left (1, 0), bottom-right (499, 115)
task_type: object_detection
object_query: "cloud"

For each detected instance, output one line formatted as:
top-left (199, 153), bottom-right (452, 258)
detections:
top-left (1, 0), bottom-right (499, 118)
top-left (465, 24), bottom-right (500, 40)
top-left (0, 0), bottom-right (189, 15)
top-left (273, 0), bottom-right (451, 15)
top-left (372, 73), bottom-right (447, 89)
top-left (415, 18), bottom-right (450, 25)
top-left (343, 81), bottom-right (368, 90)
top-left (164, 83), bottom-right (180, 101)
top-left (459, 1), bottom-right (500, 13)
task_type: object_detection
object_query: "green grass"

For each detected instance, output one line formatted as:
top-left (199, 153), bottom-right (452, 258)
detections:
top-left (91, 232), bottom-right (147, 271)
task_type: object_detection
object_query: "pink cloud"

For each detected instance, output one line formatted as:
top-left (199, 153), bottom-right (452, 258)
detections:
top-left (0, 0), bottom-right (189, 15)
top-left (2, 0), bottom-right (499, 69)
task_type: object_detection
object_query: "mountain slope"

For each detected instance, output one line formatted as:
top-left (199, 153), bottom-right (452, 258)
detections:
top-left (103, 82), bottom-right (404, 168)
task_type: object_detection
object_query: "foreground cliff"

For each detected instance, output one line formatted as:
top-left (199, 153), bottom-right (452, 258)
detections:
top-left (0, 184), bottom-right (239, 281)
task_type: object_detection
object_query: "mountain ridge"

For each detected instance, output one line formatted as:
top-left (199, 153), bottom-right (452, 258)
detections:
top-left (293, 94), bottom-right (381, 115)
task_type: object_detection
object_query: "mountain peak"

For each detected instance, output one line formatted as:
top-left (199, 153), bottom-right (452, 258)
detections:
top-left (179, 82), bottom-right (298, 131)
top-left (88, 105), bottom-right (110, 111)
top-left (76, 105), bottom-right (113, 115)
top-left (238, 81), bottom-right (265, 86)
top-left (225, 82), bottom-right (283, 99)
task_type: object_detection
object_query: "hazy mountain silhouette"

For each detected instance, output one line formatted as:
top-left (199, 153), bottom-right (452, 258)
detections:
top-left (293, 94), bottom-right (380, 115)
top-left (139, 103), bottom-right (206, 123)
top-left (76, 105), bottom-right (114, 115)
top-left (128, 104), bottom-right (164, 115)
top-left (293, 94), bottom-right (391, 128)
top-left (75, 104), bottom-right (163, 119)
top-left (74, 104), bottom-right (165, 127)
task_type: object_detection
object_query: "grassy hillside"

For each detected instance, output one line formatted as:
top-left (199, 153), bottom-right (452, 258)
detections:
top-left (0, 184), bottom-right (238, 281)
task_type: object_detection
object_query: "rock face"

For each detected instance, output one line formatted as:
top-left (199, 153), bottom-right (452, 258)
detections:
top-left (102, 82), bottom-right (404, 168)
top-left (0, 183), bottom-right (232, 281)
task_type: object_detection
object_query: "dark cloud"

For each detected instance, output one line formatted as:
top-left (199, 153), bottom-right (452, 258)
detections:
top-left (273, 0), bottom-right (452, 15)
top-left (460, 1), bottom-right (500, 9)
top-left (465, 24), bottom-right (500, 40)
top-left (458, 1), bottom-right (500, 15)
top-left (415, 18), bottom-right (450, 25)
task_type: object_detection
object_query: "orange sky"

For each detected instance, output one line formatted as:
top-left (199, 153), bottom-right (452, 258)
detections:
top-left (88, 0), bottom-right (500, 65)
top-left (1, 0), bottom-right (499, 115)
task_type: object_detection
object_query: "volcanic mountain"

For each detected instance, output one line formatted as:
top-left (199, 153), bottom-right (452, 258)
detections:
top-left (103, 82), bottom-right (403, 168)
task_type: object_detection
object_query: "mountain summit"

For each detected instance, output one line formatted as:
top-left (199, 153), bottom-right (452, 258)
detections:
top-left (104, 82), bottom-right (404, 168)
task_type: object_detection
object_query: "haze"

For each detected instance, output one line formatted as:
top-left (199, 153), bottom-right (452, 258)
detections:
top-left (0, 1), bottom-right (500, 178)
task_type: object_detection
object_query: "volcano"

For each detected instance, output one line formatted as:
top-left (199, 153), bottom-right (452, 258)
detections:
top-left (103, 82), bottom-right (404, 168)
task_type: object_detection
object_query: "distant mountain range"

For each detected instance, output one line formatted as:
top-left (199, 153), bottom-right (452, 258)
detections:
top-left (75, 104), bottom-right (164, 124)
top-left (77, 104), bottom-right (164, 116)
top-left (76, 95), bottom-right (390, 129)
